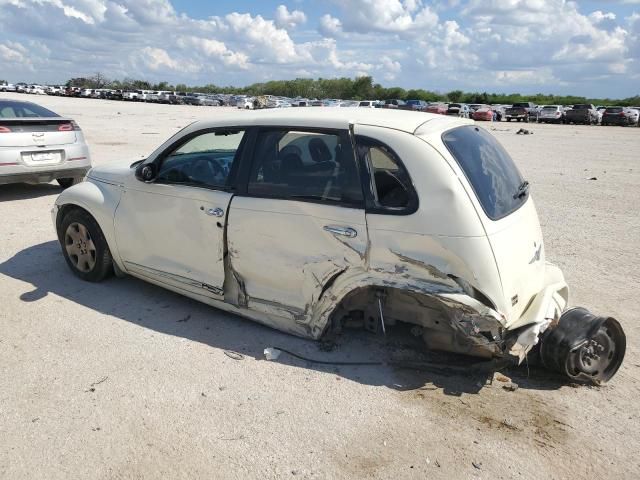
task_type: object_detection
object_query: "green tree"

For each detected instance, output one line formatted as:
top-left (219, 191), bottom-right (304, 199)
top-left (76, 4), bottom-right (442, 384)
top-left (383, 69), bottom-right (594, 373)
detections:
top-left (447, 90), bottom-right (463, 102)
top-left (351, 76), bottom-right (374, 100)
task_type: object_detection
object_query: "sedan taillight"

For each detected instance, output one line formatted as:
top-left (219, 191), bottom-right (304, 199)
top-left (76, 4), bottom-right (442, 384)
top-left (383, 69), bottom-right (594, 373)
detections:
top-left (0, 126), bottom-right (11, 133)
top-left (58, 121), bottom-right (81, 131)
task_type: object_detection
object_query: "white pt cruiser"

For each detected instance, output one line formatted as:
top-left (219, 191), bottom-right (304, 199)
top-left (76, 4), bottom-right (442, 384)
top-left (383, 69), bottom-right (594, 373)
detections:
top-left (52, 109), bottom-right (625, 383)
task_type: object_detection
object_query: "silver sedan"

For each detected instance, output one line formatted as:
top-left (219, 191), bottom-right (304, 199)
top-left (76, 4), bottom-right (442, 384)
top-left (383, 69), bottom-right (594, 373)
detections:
top-left (0, 99), bottom-right (91, 187)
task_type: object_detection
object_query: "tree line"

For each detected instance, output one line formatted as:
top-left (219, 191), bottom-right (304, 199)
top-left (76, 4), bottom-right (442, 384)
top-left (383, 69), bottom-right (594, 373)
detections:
top-left (65, 73), bottom-right (640, 106)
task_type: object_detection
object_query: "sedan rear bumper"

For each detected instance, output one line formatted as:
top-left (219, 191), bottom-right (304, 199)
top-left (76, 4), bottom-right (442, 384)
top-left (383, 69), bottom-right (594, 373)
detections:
top-left (0, 166), bottom-right (90, 185)
top-left (0, 143), bottom-right (90, 185)
top-left (602, 116), bottom-right (631, 125)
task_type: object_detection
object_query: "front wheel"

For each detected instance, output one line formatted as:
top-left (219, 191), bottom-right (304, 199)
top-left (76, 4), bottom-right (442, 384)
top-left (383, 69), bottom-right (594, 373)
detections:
top-left (58, 208), bottom-right (113, 282)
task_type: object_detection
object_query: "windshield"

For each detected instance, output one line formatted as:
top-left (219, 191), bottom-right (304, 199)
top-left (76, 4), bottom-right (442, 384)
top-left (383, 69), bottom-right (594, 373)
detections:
top-left (0, 101), bottom-right (60, 118)
top-left (442, 126), bottom-right (527, 220)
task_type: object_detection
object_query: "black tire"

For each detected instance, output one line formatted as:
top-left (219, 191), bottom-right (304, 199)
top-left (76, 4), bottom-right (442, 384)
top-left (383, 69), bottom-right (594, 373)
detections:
top-left (57, 177), bottom-right (83, 189)
top-left (506, 118), bottom-right (511, 122)
top-left (58, 208), bottom-right (113, 282)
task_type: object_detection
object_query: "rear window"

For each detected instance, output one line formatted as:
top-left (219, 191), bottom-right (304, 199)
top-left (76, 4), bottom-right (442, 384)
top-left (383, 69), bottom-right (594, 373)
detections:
top-left (605, 107), bottom-right (623, 113)
top-left (442, 126), bottom-right (527, 220)
top-left (0, 101), bottom-right (59, 118)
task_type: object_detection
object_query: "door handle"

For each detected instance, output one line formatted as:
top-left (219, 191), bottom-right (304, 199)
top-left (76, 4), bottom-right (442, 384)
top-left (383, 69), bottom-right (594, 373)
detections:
top-left (323, 225), bottom-right (357, 238)
top-left (205, 207), bottom-right (225, 217)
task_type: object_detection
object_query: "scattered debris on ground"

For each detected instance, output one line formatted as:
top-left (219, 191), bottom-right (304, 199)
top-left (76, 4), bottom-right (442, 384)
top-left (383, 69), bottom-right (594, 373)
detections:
top-left (224, 350), bottom-right (245, 360)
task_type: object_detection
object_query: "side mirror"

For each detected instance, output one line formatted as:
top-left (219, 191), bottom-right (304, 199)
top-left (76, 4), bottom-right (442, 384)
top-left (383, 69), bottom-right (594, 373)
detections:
top-left (135, 163), bottom-right (157, 182)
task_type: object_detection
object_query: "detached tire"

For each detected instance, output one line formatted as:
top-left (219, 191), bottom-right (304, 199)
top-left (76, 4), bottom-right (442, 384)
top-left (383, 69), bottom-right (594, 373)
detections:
top-left (57, 177), bottom-right (83, 189)
top-left (540, 307), bottom-right (626, 384)
top-left (58, 208), bottom-right (113, 282)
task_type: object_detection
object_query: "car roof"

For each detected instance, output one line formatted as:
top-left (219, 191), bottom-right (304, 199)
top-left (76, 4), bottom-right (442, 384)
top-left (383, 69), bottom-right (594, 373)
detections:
top-left (190, 108), bottom-right (471, 135)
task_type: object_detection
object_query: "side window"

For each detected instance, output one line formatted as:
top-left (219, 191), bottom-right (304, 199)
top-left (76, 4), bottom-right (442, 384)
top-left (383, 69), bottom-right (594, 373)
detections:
top-left (157, 130), bottom-right (245, 189)
top-left (357, 137), bottom-right (416, 211)
top-left (247, 129), bottom-right (363, 206)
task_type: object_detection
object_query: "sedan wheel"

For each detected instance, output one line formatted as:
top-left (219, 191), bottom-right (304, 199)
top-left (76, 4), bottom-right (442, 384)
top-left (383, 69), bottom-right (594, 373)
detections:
top-left (57, 177), bottom-right (83, 189)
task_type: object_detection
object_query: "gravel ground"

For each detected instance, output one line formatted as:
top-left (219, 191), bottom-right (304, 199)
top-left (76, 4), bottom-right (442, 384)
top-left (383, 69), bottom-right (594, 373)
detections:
top-left (1, 93), bottom-right (639, 479)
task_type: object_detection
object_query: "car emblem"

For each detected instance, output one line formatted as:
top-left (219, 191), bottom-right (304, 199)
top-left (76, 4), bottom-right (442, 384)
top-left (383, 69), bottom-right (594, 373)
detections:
top-left (529, 243), bottom-right (542, 264)
top-left (32, 132), bottom-right (45, 142)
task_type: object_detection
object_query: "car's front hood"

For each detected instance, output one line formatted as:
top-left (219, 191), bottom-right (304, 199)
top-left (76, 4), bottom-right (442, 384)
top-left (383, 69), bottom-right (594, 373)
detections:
top-left (87, 159), bottom-right (138, 185)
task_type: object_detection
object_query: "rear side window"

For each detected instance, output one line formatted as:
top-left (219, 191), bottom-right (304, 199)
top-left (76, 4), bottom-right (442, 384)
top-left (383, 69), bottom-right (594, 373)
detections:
top-left (248, 129), bottom-right (363, 207)
top-left (443, 126), bottom-right (526, 220)
top-left (356, 137), bottom-right (417, 213)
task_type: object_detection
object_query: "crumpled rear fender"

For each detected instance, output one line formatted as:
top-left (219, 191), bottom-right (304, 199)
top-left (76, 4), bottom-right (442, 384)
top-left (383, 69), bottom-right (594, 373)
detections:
top-left (306, 265), bottom-right (503, 339)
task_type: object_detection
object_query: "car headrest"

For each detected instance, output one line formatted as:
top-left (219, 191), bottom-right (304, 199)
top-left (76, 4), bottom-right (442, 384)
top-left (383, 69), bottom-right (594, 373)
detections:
top-left (280, 153), bottom-right (303, 175)
top-left (308, 138), bottom-right (332, 163)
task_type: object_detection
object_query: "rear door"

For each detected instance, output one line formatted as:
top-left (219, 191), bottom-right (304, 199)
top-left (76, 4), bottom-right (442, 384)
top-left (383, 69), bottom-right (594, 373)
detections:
top-left (114, 128), bottom-right (246, 299)
top-left (226, 127), bottom-right (367, 335)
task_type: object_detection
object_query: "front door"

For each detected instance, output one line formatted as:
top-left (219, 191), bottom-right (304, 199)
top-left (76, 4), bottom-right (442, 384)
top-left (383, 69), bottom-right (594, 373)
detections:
top-left (226, 127), bottom-right (368, 336)
top-left (114, 129), bottom-right (246, 299)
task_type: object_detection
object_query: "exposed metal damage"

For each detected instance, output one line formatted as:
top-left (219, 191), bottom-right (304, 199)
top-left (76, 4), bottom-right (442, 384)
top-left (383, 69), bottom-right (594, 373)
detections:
top-left (223, 240), bottom-right (625, 385)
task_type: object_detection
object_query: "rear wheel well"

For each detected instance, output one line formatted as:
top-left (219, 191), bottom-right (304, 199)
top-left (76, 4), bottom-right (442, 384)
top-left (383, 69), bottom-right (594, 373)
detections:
top-left (327, 285), bottom-right (503, 358)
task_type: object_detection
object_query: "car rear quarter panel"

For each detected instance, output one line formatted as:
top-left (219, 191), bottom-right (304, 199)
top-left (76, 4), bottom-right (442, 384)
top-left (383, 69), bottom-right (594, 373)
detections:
top-left (351, 125), bottom-right (505, 318)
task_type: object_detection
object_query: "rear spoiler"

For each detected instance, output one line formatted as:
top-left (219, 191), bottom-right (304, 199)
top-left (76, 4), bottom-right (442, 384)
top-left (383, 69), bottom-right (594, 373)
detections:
top-left (0, 118), bottom-right (79, 132)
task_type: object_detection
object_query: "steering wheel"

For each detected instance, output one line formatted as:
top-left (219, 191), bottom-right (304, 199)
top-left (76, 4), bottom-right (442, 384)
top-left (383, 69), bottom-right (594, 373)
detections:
top-left (190, 156), bottom-right (224, 184)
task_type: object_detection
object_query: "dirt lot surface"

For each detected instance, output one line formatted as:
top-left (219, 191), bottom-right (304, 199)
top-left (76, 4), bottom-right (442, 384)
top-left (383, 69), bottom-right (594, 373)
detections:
top-left (1, 93), bottom-right (639, 479)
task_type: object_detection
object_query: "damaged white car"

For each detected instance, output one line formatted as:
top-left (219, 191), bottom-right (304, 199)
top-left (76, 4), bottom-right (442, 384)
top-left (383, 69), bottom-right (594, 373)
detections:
top-left (52, 109), bottom-right (626, 383)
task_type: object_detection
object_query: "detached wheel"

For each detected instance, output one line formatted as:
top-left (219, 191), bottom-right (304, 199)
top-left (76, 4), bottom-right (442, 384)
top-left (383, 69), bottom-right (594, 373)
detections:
top-left (59, 209), bottom-right (113, 282)
top-left (57, 177), bottom-right (83, 189)
top-left (540, 307), bottom-right (626, 384)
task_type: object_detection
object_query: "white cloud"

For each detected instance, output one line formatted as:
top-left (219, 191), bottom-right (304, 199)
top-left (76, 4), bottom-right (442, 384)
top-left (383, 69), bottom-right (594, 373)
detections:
top-left (0, 0), bottom-right (637, 96)
top-left (224, 12), bottom-right (305, 63)
top-left (319, 14), bottom-right (343, 37)
top-left (589, 11), bottom-right (616, 23)
top-left (177, 36), bottom-right (249, 69)
top-left (274, 5), bottom-right (306, 29)
top-left (329, 0), bottom-right (439, 33)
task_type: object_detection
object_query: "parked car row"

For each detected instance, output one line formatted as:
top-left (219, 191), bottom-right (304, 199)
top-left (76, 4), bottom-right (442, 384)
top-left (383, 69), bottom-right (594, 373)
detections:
top-left (3, 83), bottom-right (639, 125)
top-left (424, 100), bottom-right (640, 126)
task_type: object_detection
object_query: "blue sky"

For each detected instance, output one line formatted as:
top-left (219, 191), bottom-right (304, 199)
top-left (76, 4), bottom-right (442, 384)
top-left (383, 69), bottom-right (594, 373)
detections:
top-left (0, 0), bottom-right (639, 98)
